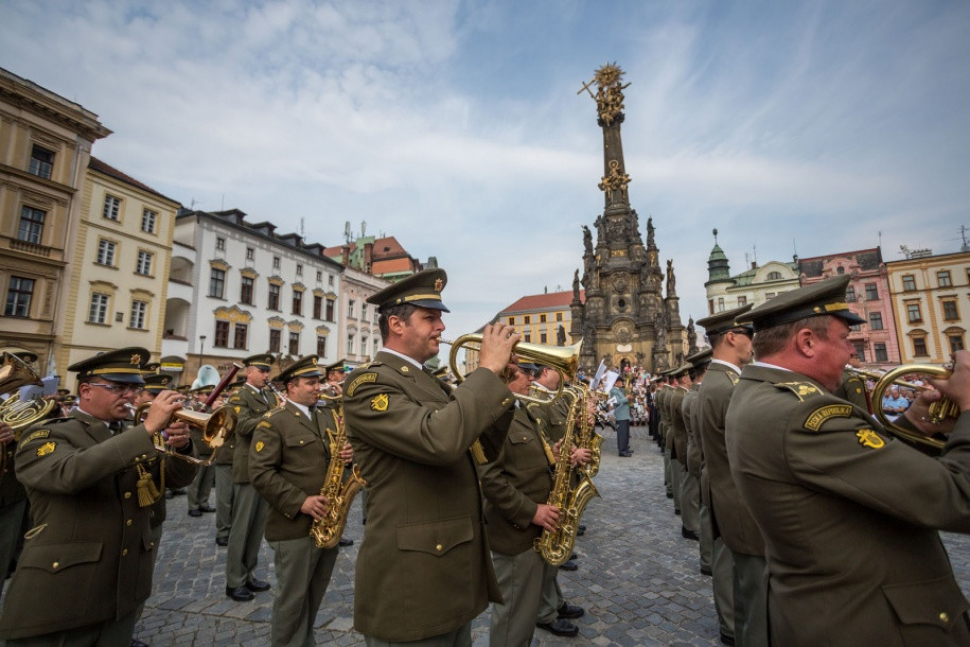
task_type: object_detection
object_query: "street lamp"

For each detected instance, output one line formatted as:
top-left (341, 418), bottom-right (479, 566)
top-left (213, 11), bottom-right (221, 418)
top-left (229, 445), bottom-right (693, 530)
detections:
top-left (199, 335), bottom-right (207, 371)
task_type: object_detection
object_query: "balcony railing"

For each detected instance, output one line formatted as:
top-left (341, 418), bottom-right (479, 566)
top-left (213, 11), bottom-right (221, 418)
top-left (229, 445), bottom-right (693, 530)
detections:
top-left (9, 238), bottom-right (52, 257)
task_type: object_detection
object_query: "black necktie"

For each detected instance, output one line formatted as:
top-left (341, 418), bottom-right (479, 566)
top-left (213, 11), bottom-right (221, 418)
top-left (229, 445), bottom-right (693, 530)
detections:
top-left (108, 421), bottom-right (123, 435)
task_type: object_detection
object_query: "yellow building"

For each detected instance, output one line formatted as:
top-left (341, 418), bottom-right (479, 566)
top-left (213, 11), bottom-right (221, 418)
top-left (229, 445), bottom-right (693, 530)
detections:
top-left (54, 157), bottom-right (180, 390)
top-left (0, 68), bottom-right (110, 371)
top-left (886, 250), bottom-right (969, 363)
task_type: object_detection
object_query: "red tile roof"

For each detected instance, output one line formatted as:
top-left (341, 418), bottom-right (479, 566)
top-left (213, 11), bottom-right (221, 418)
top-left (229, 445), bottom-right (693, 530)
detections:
top-left (499, 290), bottom-right (584, 314)
top-left (88, 156), bottom-right (177, 203)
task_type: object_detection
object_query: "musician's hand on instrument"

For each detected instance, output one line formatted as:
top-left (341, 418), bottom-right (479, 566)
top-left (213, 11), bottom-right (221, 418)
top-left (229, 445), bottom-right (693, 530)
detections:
top-left (479, 322), bottom-right (521, 375)
top-left (570, 447), bottom-right (592, 467)
top-left (339, 442), bottom-right (353, 464)
top-left (0, 422), bottom-right (13, 445)
top-left (300, 494), bottom-right (330, 520)
top-left (930, 350), bottom-right (970, 412)
top-left (142, 390), bottom-right (184, 435)
top-left (532, 503), bottom-right (561, 532)
top-left (163, 420), bottom-right (191, 450)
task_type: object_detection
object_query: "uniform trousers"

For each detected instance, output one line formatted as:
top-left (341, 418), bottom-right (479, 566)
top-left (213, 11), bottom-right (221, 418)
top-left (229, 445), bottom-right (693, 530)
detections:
top-left (0, 610), bottom-right (139, 647)
top-left (268, 536), bottom-right (338, 647)
top-left (669, 458), bottom-right (684, 513)
top-left (187, 463), bottom-right (215, 511)
top-left (363, 623), bottom-right (471, 647)
top-left (712, 536), bottom-right (736, 640)
top-left (536, 563), bottom-right (564, 624)
top-left (698, 501), bottom-right (713, 572)
top-left (663, 448), bottom-right (673, 496)
top-left (133, 524), bottom-right (165, 631)
top-left (732, 552), bottom-right (767, 647)
top-left (226, 483), bottom-right (268, 588)
top-left (489, 549), bottom-right (545, 647)
top-left (679, 471), bottom-right (700, 534)
top-left (615, 419), bottom-right (630, 455)
top-left (214, 464), bottom-right (234, 540)
top-left (0, 500), bottom-right (26, 585)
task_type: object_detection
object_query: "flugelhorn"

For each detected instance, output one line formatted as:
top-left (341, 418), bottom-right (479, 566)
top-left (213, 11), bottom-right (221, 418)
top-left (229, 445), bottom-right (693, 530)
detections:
top-left (870, 364), bottom-right (957, 455)
top-left (130, 402), bottom-right (236, 466)
top-left (441, 335), bottom-right (582, 404)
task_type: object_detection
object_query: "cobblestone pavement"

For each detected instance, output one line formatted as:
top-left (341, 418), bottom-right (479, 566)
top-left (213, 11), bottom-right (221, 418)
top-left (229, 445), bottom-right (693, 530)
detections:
top-left (124, 424), bottom-right (970, 646)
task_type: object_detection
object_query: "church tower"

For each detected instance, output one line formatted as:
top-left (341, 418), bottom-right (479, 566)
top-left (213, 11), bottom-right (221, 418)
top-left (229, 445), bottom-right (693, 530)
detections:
top-left (570, 63), bottom-right (684, 373)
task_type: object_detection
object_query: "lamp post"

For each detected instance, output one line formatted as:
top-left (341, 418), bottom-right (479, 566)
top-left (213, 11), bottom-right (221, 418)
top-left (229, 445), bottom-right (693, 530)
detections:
top-left (199, 334), bottom-right (207, 372)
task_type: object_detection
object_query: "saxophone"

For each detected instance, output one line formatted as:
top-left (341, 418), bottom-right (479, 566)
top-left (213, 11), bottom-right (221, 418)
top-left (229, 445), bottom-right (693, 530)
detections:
top-left (310, 402), bottom-right (366, 549)
top-left (574, 383), bottom-right (604, 477)
top-left (534, 388), bottom-right (600, 566)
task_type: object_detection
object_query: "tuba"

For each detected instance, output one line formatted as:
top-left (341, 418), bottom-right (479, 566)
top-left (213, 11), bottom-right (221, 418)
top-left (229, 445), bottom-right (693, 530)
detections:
top-left (0, 353), bottom-right (57, 474)
top-left (869, 364), bottom-right (957, 455)
top-left (310, 399), bottom-right (366, 549)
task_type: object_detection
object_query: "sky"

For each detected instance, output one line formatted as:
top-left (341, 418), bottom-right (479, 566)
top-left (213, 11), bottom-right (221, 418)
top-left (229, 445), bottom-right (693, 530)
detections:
top-left (2, 0), bottom-right (968, 342)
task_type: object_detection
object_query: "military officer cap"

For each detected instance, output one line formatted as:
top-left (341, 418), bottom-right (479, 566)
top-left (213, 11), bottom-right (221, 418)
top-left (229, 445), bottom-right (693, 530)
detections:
top-left (243, 353), bottom-right (275, 370)
top-left (190, 384), bottom-right (214, 395)
top-left (325, 358), bottom-right (347, 373)
top-left (56, 388), bottom-right (71, 397)
top-left (68, 347), bottom-right (150, 384)
top-left (278, 354), bottom-right (322, 384)
top-left (697, 303), bottom-right (755, 337)
top-left (143, 361), bottom-right (161, 374)
top-left (737, 275), bottom-right (865, 332)
top-left (367, 268), bottom-right (450, 313)
top-left (687, 348), bottom-right (713, 368)
top-left (670, 363), bottom-right (691, 378)
top-left (143, 373), bottom-right (173, 394)
top-left (1, 347), bottom-right (38, 364)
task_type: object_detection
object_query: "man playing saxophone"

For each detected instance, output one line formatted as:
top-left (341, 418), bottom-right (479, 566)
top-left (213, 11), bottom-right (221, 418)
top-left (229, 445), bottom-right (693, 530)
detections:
top-left (250, 354), bottom-right (353, 647)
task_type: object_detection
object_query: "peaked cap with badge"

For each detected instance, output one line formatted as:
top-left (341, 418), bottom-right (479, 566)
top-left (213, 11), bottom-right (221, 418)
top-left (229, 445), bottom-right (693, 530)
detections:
top-left (736, 275), bottom-right (865, 332)
top-left (68, 347), bottom-right (151, 384)
top-left (367, 268), bottom-right (449, 313)
top-left (696, 303), bottom-right (754, 337)
top-left (278, 355), bottom-right (322, 383)
top-left (143, 373), bottom-right (173, 394)
top-left (242, 353), bottom-right (275, 370)
top-left (1, 347), bottom-right (39, 365)
top-left (686, 348), bottom-right (713, 368)
top-left (325, 358), bottom-right (347, 373)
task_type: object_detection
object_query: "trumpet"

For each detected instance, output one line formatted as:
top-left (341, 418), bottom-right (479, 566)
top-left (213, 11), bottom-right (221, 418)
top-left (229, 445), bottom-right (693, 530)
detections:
top-left (869, 364), bottom-right (957, 455)
top-left (439, 335), bottom-right (581, 405)
top-left (318, 381), bottom-right (342, 402)
top-left (128, 401), bottom-right (236, 466)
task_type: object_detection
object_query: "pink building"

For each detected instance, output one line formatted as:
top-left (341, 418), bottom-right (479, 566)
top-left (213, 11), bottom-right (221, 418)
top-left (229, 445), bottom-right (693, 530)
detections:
top-left (798, 247), bottom-right (900, 367)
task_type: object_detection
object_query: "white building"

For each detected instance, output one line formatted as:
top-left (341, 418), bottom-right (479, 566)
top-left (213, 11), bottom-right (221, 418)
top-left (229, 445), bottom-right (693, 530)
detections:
top-left (338, 265), bottom-right (390, 369)
top-left (162, 209), bottom-right (345, 380)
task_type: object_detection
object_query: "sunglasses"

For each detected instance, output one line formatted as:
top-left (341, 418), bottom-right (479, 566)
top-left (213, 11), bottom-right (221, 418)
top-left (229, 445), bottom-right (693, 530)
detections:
top-left (88, 382), bottom-right (143, 395)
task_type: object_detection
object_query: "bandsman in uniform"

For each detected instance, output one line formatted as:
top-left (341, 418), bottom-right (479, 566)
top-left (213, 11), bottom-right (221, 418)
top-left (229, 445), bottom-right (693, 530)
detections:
top-left (726, 275), bottom-right (970, 647)
top-left (0, 348), bottom-right (197, 646)
top-left (682, 349), bottom-right (712, 563)
top-left (342, 268), bottom-right (519, 646)
top-left (214, 377), bottom-right (244, 546)
top-left (319, 359), bottom-right (354, 546)
top-left (184, 383), bottom-right (217, 518)
top-left (668, 364), bottom-right (699, 540)
top-left (833, 350), bottom-right (869, 411)
top-left (224, 353), bottom-right (277, 601)
top-left (695, 305), bottom-right (754, 647)
top-left (250, 355), bottom-right (354, 647)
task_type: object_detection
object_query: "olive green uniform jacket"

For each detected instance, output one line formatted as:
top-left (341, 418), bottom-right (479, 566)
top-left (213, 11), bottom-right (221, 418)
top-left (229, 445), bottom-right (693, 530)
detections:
top-left (696, 361), bottom-right (765, 555)
top-left (479, 406), bottom-right (553, 556)
top-left (726, 363), bottom-right (970, 647)
top-left (343, 352), bottom-right (515, 642)
top-left (250, 401), bottom-right (335, 541)
top-left (833, 368), bottom-right (869, 411)
top-left (668, 386), bottom-right (689, 462)
top-left (683, 385), bottom-right (703, 480)
top-left (0, 410), bottom-right (196, 640)
top-left (228, 384), bottom-right (279, 483)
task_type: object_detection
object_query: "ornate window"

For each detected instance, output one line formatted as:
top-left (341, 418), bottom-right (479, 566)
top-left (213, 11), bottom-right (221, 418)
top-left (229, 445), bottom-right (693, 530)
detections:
top-left (18, 206), bottom-right (45, 244)
top-left (141, 209), bottom-right (157, 234)
top-left (902, 275), bottom-right (916, 291)
top-left (269, 329), bottom-right (281, 353)
top-left (130, 300), bottom-right (148, 329)
top-left (865, 283), bottom-right (879, 300)
top-left (89, 293), bottom-right (110, 324)
top-left (869, 312), bottom-right (883, 330)
top-left (103, 195), bottom-right (122, 221)
top-left (937, 271), bottom-right (952, 288)
top-left (906, 303), bottom-right (922, 323)
top-left (28, 145), bottom-right (54, 179)
top-left (4, 276), bottom-right (34, 317)
top-left (209, 268), bottom-right (225, 298)
top-left (241, 276), bottom-right (254, 305)
top-left (136, 251), bottom-right (153, 276)
top-left (97, 239), bottom-right (117, 266)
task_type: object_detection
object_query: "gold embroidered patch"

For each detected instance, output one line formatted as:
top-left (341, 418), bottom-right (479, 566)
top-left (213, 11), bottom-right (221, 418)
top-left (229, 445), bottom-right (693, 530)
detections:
top-left (22, 430), bottom-right (50, 444)
top-left (775, 382), bottom-right (821, 401)
top-left (371, 393), bottom-right (389, 412)
top-left (234, 406), bottom-right (241, 414)
top-left (255, 441), bottom-right (265, 453)
top-left (856, 429), bottom-right (885, 449)
top-left (36, 441), bottom-right (56, 457)
top-left (256, 420), bottom-right (272, 429)
top-left (434, 278), bottom-right (443, 291)
top-left (804, 404), bottom-right (853, 431)
top-left (346, 373), bottom-right (377, 397)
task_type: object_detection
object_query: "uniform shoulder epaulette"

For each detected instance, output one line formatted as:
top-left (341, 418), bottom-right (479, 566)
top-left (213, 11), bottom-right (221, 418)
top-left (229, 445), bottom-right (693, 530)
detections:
top-left (263, 407), bottom-right (285, 419)
top-left (726, 372), bottom-right (740, 386)
top-left (773, 381), bottom-right (824, 402)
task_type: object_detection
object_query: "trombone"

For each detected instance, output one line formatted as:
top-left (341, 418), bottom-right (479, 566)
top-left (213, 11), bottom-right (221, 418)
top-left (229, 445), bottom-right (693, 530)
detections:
top-left (440, 334), bottom-right (581, 404)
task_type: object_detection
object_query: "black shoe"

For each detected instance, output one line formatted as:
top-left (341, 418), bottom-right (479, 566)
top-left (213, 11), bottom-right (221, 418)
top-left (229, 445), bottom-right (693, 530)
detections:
top-left (215, 536), bottom-right (229, 546)
top-left (536, 619), bottom-right (579, 637)
top-left (720, 631), bottom-right (736, 646)
top-left (666, 492), bottom-right (673, 499)
top-left (557, 602), bottom-right (585, 619)
top-left (226, 586), bottom-right (254, 601)
top-left (338, 537), bottom-right (354, 547)
top-left (132, 640), bottom-right (150, 647)
top-left (576, 526), bottom-right (585, 537)
top-left (674, 509), bottom-right (681, 516)
top-left (188, 508), bottom-right (203, 518)
top-left (559, 559), bottom-right (578, 572)
top-left (682, 526), bottom-right (699, 541)
top-left (165, 490), bottom-right (174, 500)
top-left (701, 567), bottom-right (713, 576)
top-left (245, 578), bottom-right (271, 592)
top-left (618, 452), bottom-right (632, 457)
top-left (200, 504), bottom-right (216, 513)
top-left (171, 488), bottom-right (187, 496)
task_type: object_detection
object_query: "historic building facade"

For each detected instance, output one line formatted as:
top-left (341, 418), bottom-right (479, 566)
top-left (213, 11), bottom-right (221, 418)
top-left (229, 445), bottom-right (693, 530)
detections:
top-left (798, 247), bottom-right (900, 367)
top-left (161, 209), bottom-right (345, 378)
top-left (704, 231), bottom-right (800, 315)
top-left (54, 157), bottom-right (181, 390)
top-left (885, 250), bottom-right (969, 364)
top-left (570, 64), bottom-right (685, 373)
top-left (500, 289), bottom-right (579, 347)
top-left (0, 67), bottom-right (110, 372)
top-left (338, 265), bottom-right (389, 369)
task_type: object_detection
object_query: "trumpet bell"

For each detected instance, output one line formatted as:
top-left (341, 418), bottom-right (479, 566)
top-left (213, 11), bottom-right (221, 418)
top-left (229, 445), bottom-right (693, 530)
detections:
top-left (0, 352), bottom-right (42, 396)
top-left (870, 364), bottom-right (955, 455)
top-left (134, 402), bottom-right (236, 465)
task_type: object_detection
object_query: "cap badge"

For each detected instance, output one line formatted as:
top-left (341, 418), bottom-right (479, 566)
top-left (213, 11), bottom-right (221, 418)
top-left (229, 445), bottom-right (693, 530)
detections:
top-left (434, 278), bottom-right (443, 292)
top-left (130, 354), bottom-right (142, 365)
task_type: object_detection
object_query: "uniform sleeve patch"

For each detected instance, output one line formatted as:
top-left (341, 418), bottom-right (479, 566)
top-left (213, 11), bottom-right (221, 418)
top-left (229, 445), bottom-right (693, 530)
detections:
top-left (347, 373), bottom-right (377, 397)
top-left (371, 393), bottom-right (389, 412)
top-left (233, 406), bottom-right (241, 414)
top-left (774, 382), bottom-right (822, 401)
top-left (22, 430), bottom-right (50, 444)
top-left (256, 420), bottom-right (272, 429)
top-left (804, 404), bottom-right (854, 432)
top-left (36, 441), bottom-right (56, 456)
top-left (255, 441), bottom-right (265, 453)
top-left (856, 429), bottom-right (885, 449)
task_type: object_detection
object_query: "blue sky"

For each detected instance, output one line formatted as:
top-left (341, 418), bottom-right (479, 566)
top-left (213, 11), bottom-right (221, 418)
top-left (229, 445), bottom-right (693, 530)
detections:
top-left (2, 0), bottom-right (967, 341)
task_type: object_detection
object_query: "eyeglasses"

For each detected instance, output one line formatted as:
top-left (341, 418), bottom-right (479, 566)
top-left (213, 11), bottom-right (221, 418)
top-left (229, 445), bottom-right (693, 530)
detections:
top-left (87, 382), bottom-right (143, 396)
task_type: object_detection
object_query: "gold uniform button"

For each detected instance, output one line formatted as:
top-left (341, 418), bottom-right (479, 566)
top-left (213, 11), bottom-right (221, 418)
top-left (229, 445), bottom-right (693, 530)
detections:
top-left (126, 519), bottom-right (133, 526)
top-left (124, 492), bottom-right (132, 499)
top-left (435, 544), bottom-right (443, 552)
top-left (122, 549), bottom-right (128, 556)
top-left (940, 612), bottom-right (950, 623)
top-left (52, 562), bottom-right (59, 569)
top-left (299, 440), bottom-right (304, 444)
